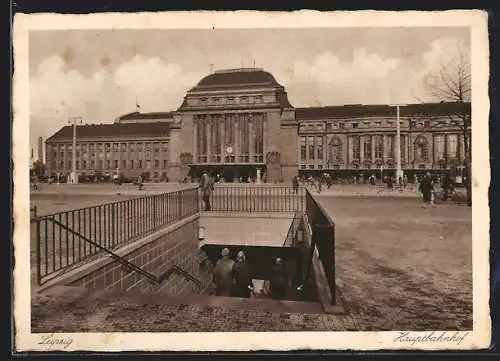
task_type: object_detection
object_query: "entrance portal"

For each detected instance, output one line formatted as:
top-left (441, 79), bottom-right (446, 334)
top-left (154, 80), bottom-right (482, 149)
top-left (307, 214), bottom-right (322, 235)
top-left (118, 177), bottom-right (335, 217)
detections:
top-left (190, 165), bottom-right (266, 183)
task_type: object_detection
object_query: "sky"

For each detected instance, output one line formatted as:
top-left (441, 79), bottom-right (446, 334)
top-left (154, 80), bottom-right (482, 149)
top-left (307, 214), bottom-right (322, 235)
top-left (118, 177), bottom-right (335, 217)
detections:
top-left (28, 27), bottom-right (470, 158)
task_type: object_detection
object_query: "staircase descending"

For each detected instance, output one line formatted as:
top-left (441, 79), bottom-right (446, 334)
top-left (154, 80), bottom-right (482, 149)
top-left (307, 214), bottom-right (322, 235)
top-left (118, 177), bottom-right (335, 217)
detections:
top-left (32, 285), bottom-right (357, 333)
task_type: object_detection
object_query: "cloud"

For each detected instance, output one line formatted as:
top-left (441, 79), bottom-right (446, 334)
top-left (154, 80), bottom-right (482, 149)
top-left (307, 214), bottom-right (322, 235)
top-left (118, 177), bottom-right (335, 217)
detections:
top-left (274, 48), bottom-right (401, 107)
top-left (411, 37), bottom-right (471, 102)
top-left (30, 54), bottom-right (205, 156)
top-left (113, 55), bottom-right (204, 113)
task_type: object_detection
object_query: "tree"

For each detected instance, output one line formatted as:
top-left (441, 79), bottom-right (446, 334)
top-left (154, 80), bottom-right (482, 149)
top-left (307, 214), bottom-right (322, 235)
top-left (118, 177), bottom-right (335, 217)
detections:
top-left (420, 46), bottom-right (472, 206)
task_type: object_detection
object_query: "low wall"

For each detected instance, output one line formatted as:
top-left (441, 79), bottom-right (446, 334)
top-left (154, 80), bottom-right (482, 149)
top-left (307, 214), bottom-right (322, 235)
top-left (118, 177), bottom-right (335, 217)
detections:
top-left (38, 213), bottom-right (214, 298)
top-left (199, 212), bottom-right (294, 247)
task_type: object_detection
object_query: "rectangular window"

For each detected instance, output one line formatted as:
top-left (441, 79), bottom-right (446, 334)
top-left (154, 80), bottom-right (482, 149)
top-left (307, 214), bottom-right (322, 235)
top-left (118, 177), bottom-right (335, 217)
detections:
top-left (90, 160), bottom-right (95, 169)
top-left (375, 135), bottom-right (384, 159)
top-left (352, 123), bottom-right (358, 129)
top-left (113, 160), bottom-right (118, 169)
top-left (154, 172), bottom-right (158, 178)
top-left (76, 161), bottom-right (80, 170)
top-left (317, 137), bottom-right (323, 160)
top-left (83, 160), bottom-right (87, 169)
top-left (154, 159), bottom-right (159, 168)
top-left (308, 137), bottom-right (315, 160)
top-left (130, 160), bottom-right (134, 169)
top-left (447, 134), bottom-right (458, 158)
top-left (434, 135), bottom-right (445, 160)
top-left (363, 136), bottom-right (372, 160)
top-left (138, 160), bottom-right (143, 168)
top-left (99, 160), bottom-right (103, 169)
top-left (163, 160), bottom-right (168, 168)
top-left (106, 160), bottom-right (110, 169)
top-left (300, 137), bottom-right (306, 161)
top-left (122, 160), bottom-right (126, 169)
top-left (339, 123), bottom-right (344, 129)
top-left (352, 136), bottom-right (360, 160)
top-left (387, 135), bottom-right (395, 158)
top-left (146, 160), bottom-right (151, 169)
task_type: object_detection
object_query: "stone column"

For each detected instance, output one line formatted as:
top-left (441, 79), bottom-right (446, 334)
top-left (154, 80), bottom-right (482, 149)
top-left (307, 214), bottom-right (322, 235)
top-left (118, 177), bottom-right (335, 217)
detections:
top-left (360, 136), bottom-right (364, 163)
top-left (219, 115), bottom-right (225, 163)
top-left (383, 134), bottom-right (387, 162)
top-left (263, 115), bottom-right (268, 160)
top-left (234, 114), bottom-right (239, 162)
top-left (347, 136), bottom-right (352, 164)
top-left (323, 136), bottom-right (327, 168)
top-left (206, 116), bottom-right (211, 162)
top-left (249, 116), bottom-right (254, 162)
top-left (256, 168), bottom-right (261, 183)
top-left (371, 135), bottom-right (376, 163)
top-left (193, 118), bottom-right (198, 163)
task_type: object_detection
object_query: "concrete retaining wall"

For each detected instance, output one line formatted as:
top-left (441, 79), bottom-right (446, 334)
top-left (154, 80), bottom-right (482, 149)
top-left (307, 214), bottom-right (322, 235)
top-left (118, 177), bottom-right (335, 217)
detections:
top-left (38, 213), bottom-right (214, 297)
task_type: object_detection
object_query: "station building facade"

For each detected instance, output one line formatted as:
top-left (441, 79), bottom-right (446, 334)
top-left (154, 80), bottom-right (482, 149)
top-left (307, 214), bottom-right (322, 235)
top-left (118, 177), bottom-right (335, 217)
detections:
top-left (45, 68), bottom-right (470, 183)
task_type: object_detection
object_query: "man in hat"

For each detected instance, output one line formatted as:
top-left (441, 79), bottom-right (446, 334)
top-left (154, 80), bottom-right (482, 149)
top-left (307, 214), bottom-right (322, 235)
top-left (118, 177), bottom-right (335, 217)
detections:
top-left (270, 257), bottom-right (287, 300)
top-left (231, 251), bottom-right (253, 298)
top-left (213, 248), bottom-right (234, 296)
top-left (199, 170), bottom-right (214, 211)
top-left (419, 171), bottom-right (435, 208)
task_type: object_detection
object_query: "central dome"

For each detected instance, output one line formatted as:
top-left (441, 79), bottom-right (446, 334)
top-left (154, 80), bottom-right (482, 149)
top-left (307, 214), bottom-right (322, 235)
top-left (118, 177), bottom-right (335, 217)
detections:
top-left (195, 68), bottom-right (281, 89)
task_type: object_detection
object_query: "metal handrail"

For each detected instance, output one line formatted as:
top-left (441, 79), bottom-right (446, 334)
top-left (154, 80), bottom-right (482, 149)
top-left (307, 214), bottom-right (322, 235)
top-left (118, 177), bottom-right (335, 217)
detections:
top-left (43, 217), bottom-right (203, 288)
top-left (282, 211), bottom-right (303, 247)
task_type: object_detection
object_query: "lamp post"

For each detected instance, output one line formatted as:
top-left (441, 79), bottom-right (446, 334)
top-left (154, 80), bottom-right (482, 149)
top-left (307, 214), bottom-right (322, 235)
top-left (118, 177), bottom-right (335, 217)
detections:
top-left (391, 104), bottom-right (405, 181)
top-left (68, 116), bottom-right (82, 184)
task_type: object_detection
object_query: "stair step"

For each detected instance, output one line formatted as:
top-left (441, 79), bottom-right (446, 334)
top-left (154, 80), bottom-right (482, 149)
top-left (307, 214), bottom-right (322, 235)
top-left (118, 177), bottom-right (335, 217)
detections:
top-left (55, 286), bottom-right (324, 315)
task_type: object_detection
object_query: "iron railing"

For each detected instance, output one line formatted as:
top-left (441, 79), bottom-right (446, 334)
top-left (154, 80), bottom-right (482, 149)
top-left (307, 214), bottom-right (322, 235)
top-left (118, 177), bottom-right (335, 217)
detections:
top-left (304, 188), bottom-right (336, 304)
top-left (282, 211), bottom-right (304, 247)
top-left (34, 187), bottom-right (199, 284)
top-left (201, 185), bottom-right (306, 212)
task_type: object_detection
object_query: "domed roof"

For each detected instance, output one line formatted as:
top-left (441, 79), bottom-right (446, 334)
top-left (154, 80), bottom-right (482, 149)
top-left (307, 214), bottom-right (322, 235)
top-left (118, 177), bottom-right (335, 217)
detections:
top-left (194, 68), bottom-right (281, 89)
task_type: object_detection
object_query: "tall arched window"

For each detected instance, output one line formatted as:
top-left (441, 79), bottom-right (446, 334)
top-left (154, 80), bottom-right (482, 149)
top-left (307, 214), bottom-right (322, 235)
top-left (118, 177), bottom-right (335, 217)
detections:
top-left (414, 136), bottom-right (429, 161)
top-left (374, 135), bottom-right (384, 160)
top-left (328, 137), bottom-right (343, 164)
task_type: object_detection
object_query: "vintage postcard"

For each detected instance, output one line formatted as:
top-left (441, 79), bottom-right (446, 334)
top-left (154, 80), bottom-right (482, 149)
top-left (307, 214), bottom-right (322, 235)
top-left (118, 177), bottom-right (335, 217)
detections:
top-left (13, 10), bottom-right (490, 352)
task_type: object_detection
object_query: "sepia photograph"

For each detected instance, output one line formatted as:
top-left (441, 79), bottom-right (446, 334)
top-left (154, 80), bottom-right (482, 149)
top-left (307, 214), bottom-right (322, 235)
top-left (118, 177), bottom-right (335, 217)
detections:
top-left (13, 10), bottom-right (490, 351)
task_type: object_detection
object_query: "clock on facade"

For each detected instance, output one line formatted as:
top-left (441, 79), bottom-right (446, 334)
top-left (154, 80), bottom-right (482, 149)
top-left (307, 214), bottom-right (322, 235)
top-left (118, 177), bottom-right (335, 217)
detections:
top-left (226, 146), bottom-right (233, 154)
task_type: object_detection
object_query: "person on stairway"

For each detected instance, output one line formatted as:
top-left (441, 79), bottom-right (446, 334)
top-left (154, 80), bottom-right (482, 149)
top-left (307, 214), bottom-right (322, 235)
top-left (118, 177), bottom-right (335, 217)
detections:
top-left (231, 251), bottom-right (254, 298)
top-left (213, 248), bottom-right (234, 296)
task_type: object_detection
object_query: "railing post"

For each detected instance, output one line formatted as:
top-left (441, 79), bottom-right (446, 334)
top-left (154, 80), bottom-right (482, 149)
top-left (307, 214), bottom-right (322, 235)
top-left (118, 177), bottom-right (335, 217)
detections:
top-left (35, 218), bottom-right (41, 285)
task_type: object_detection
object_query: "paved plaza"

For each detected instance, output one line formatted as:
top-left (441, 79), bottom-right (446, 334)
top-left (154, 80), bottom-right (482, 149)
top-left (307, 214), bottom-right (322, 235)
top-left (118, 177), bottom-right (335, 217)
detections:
top-left (30, 183), bottom-right (472, 331)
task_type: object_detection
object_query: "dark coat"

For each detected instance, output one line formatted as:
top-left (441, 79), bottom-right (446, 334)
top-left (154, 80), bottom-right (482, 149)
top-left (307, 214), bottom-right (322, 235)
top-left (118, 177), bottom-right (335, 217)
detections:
top-left (419, 176), bottom-right (434, 202)
top-left (213, 257), bottom-right (234, 296)
top-left (270, 263), bottom-right (287, 300)
top-left (200, 173), bottom-right (214, 197)
top-left (231, 261), bottom-right (253, 298)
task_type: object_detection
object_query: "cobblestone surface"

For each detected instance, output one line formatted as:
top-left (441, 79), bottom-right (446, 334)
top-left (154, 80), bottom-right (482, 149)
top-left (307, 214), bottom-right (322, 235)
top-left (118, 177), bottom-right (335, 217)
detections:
top-left (30, 187), bottom-right (472, 332)
top-left (32, 287), bottom-right (359, 332)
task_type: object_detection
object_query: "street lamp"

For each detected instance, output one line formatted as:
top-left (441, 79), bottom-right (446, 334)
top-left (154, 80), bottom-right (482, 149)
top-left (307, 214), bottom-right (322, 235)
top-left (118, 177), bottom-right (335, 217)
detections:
top-left (390, 104), bottom-right (406, 181)
top-left (68, 116), bottom-right (83, 184)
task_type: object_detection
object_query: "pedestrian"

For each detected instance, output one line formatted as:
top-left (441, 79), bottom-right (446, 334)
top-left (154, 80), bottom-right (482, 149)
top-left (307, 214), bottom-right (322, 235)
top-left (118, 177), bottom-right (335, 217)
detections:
top-left (213, 248), bottom-right (234, 296)
top-left (419, 171), bottom-right (435, 208)
top-left (137, 175), bottom-right (144, 190)
top-left (317, 176), bottom-right (322, 194)
top-left (270, 257), bottom-right (287, 300)
top-left (403, 174), bottom-right (408, 189)
top-left (199, 170), bottom-right (214, 211)
top-left (231, 251), bottom-right (253, 298)
top-left (292, 175), bottom-right (299, 194)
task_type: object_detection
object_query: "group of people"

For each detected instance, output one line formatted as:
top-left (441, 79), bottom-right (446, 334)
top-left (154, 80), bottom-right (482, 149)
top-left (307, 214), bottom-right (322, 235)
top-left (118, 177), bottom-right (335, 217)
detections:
top-left (212, 248), bottom-right (254, 298)
top-left (418, 171), bottom-right (455, 208)
top-left (212, 248), bottom-right (288, 300)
